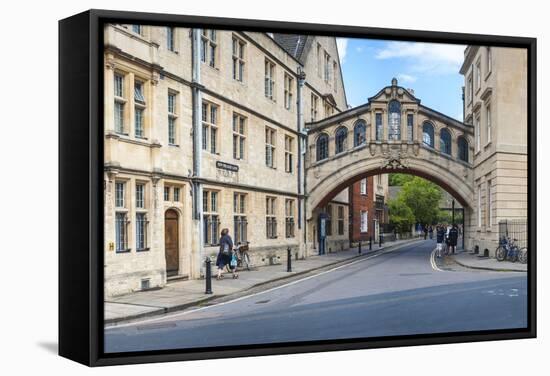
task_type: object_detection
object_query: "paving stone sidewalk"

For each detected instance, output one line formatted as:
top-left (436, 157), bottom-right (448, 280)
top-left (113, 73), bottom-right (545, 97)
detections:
top-left (448, 250), bottom-right (527, 273)
top-left (105, 238), bottom-right (421, 325)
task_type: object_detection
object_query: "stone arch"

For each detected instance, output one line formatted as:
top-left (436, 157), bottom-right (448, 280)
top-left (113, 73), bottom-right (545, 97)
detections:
top-left (306, 154), bottom-right (474, 220)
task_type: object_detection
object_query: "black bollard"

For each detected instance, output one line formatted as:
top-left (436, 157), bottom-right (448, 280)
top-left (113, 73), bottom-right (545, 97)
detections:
top-left (205, 257), bottom-right (213, 294)
top-left (358, 241), bottom-right (362, 255)
top-left (287, 246), bottom-right (292, 272)
top-left (369, 236), bottom-right (372, 250)
top-left (379, 234), bottom-right (382, 247)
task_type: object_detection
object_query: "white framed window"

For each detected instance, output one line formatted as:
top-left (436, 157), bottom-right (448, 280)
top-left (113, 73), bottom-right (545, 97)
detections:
top-left (234, 193), bottom-right (247, 243)
top-left (201, 29), bottom-right (217, 67)
top-left (475, 114), bottom-right (481, 153)
top-left (266, 196), bottom-right (277, 239)
top-left (203, 190), bottom-right (220, 245)
top-left (163, 186), bottom-right (170, 201)
top-left (232, 36), bottom-right (246, 82)
top-left (135, 212), bottom-right (148, 251)
top-left (477, 184), bottom-right (482, 227)
top-left (486, 104), bottom-right (492, 144)
top-left (136, 183), bottom-right (145, 209)
top-left (285, 199), bottom-right (295, 238)
top-left (284, 73), bottom-right (293, 110)
top-left (360, 210), bottom-right (368, 233)
top-left (114, 73), bottom-right (126, 134)
top-left (168, 91), bottom-right (178, 145)
top-left (264, 59), bottom-right (275, 100)
top-left (284, 135), bottom-right (294, 173)
top-left (232, 113), bottom-right (246, 160)
top-left (265, 127), bottom-right (276, 168)
top-left (201, 101), bottom-right (218, 153)
top-left (173, 187), bottom-right (180, 202)
top-left (166, 27), bottom-right (175, 52)
top-left (360, 178), bottom-right (367, 195)
top-left (311, 93), bottom-right (319, 121)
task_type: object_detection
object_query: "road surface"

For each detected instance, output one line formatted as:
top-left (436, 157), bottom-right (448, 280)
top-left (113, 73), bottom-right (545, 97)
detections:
top-left (104, 240), bottom-right (527, 353)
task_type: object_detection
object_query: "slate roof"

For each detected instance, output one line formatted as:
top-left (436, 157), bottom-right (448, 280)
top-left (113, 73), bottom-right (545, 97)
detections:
top-left (272, 34), bottom-right (309, 62)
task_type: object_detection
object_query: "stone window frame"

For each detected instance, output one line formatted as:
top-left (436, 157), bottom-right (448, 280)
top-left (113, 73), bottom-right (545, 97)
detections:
top-left (201, 100), bottom-right (219, 154)
top-left (203, 190), bottom-right (220, 246)
top-left (201, 29), bottom-right (218, 68)
top-left (335, 126), bottom-right (348, 154)
top-left (264, 58), bottom-right (276, 101)
top-left (135, 180), bottom-right (149, 252)
top-left (485, 47), bottom-right (492, 80)
top-left (285, 199), bottom-right (295, 238)
top-left (266, 196), bottom-right (278, 239)
top-left (167, 90), bottom-right (179, 146)
top-left (233, 192), bottom-right (248, 244)
top-left (422, 121), bottom-right (435, 148)
top-left (284, 72), bottom-right (294, 110)
top-left (113, 71), bottom-right (128, 135)
top-left (316, 133), bottom-right (329, 162)
top-left (324, 51), bottom-right (331, 83)
top-left (265, 126), bottom-right (277, 168)
top-left (132, 77), bottom-right (149, 140)
top-left (475, 58), bottom-right (482, 94)
top-left (440, 128), bottom-right (452, 155)
top-left (311, 93), bottom-right (319, 122)
top-left (485, 102), bottom-right (492, 147)
top-left (114, 179), bottom-right (130, 253)
top-left (325, 204), bottom-right (333, 236)
top-left (232, 112), bottom-right (247, 160)
top-left (353, 120), bottom-right (367, 147)
top-left (166, 27), bottom-right (176, 53)
top-left (284, 135), bottom-right (294, 173)
top-left (232, 34), bottom-right (246, 82)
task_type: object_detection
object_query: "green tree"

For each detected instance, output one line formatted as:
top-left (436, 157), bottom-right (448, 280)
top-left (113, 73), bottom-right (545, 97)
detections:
top-left (388, 197), bottom-right (415, 233)
top-left (399, 177), bottom-right (442, 225)
top-left (388, 173), bottom-right (415, 186)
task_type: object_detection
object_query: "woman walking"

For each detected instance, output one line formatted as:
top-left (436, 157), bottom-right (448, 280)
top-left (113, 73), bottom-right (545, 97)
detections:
top-left (216, 228), bottom-right (238, 280)
top-left (436, 225), bottom-right (446, 257)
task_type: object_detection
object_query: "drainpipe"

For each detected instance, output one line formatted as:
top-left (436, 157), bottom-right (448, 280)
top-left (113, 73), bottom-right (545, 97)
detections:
top-left (191, 28), bottom-right (204, 277)
top-left (296, 67), bottom-right (307, 256)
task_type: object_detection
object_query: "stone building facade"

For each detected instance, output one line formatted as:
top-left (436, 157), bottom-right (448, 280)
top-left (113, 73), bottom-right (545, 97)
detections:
top-left (103, 24), bottom-right (350, 297)
top-left (460, 46), bottom-right (528, 256)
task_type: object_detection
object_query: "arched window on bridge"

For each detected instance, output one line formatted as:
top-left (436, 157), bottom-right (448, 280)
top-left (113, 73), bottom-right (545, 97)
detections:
top-left (316, 133), bottom-right (329, 161)
top-left (388, 100), bottom-right (401, 140)
top-left (440, 128), bottom-right (452, 155)
top-left (422, 122), bottom-right (434, 148)
top-left (335, 127), bottom-right (348, 154)
top-left (353, 121), bottom-right (366, 147)
top-left (458, 136), bottom-right (469, 163)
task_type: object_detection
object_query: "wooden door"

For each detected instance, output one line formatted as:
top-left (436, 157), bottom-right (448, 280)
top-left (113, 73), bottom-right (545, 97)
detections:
top-left (165, 209), bottom-right (179, 276)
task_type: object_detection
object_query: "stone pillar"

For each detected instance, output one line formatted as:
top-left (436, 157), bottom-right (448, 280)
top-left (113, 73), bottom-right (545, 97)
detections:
top-left (104, 56), bottom-right (115, 133)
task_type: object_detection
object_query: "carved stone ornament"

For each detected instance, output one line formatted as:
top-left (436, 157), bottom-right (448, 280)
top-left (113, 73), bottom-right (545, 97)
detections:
top-left (381, 146), bottom-right (410, 170)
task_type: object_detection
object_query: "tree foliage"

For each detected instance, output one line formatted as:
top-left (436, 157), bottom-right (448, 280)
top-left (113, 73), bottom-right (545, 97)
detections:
top-left (388, 197), bottom-right (415, 233)
top-left (388, 173), bottom-right (415, 186)
top-left (399, 177), bottom-right (442, 225)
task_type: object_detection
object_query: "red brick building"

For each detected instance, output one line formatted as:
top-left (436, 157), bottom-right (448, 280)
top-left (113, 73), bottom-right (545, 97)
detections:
top-left (349, 176), bottom-right (388, 242)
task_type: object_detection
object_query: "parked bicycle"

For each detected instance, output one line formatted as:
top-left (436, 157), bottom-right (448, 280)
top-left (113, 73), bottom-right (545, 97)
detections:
top-left (234, 241), bottom-right (251, 271)
top-left (518, 247), bottom-right (528, 264)
top-left (495, 236), bottom-right (520, 262)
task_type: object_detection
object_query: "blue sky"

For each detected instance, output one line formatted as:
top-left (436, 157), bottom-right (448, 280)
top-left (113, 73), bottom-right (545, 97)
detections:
top-left (336, 38), bottom-right (466, 121)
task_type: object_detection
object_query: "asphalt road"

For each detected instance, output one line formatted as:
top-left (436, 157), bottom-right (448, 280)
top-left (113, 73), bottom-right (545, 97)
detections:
top-left (104, 240), bottom-right (528, 353)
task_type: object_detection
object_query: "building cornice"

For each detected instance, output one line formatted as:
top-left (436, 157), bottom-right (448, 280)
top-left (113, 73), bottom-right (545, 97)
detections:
top-left (459, 46), bottom-right (480, 75)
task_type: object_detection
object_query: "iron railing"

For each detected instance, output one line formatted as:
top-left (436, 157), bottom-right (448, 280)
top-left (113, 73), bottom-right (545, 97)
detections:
top-left (498, 219), bottom-right (528, 249)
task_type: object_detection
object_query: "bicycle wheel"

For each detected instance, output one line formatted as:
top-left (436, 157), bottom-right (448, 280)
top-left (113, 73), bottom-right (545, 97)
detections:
top-left (243, 253), bottom-right (251, 270)
top-left (495, 246), bottom-right (506, 261)
top-left (509, 247), bottom-right (519, 263)
top-left (518, 248), bottom-right (528, 264)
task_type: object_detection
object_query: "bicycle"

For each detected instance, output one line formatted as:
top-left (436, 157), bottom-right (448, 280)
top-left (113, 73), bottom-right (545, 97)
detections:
top-left (518, 247), bottom-right (528, 264)
top-left (495, 236), bottom-right (520, 262)
top-left (234, 241), bottom-right (251, 271)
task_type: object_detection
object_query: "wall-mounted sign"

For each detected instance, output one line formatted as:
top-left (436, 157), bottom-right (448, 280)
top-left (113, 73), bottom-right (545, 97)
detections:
top-left (216, 161), bottom-right (239, 172)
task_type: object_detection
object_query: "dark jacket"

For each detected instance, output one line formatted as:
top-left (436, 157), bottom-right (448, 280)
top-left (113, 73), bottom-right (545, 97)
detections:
top-left (216, 234), bottom-right (234, 268)
top-left (448, 228), bottom-right (459, 245)
top-left (436, 228), bottom-right (445, 243)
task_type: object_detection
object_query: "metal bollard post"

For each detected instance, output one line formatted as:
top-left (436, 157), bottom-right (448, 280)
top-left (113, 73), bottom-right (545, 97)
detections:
top-left (287, 247), bottom-right (292, 272)
top-left (205, 257), bottom-right (213, 294)
top-left (369, 236), bottom-right (372, 251)
top-left (379, 234), bottom-right (383, 247)
top-left (358, 241), bottom-right (362, 255)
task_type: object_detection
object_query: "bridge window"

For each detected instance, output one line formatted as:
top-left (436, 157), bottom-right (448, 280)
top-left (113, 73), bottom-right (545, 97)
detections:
top-left (440, 128), bottom-right (452, 155)
top-left (388, 100), bottom-right (401, 140)
top-left (375, 113), bottom-right (383, 141)
top-left (422, 122), bottom-right (434, 148)
top-left (335, 127), bottom-right (348, 154)
top-left (316, 133), bottom-right (329, 161)
top-left (407, 114), bottom-right (414, 141)
top-left (458, 136), bottom-right (469, 162)
top-left (353, 121), bottom-right (366, 146)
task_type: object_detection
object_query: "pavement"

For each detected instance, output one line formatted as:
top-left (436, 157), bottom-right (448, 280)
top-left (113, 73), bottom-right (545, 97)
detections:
top-left (105, 237), bottom-right (422, 325)
top-left (446, 250), bottom-right (527, 272)
top-left (104, 239), bottom-right (527, 353)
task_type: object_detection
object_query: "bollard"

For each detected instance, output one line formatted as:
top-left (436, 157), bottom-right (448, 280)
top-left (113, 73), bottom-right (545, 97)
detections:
top-left (287, 246), bottom-right (292, 272)
top-left (358, 241), bottom-right (362, 255)
top-left (379, 235), bottom-right (382, 247)
top-left (369, 236), bottom-right (372, 250)
top-left (205, 257), bottom-right (213, 294)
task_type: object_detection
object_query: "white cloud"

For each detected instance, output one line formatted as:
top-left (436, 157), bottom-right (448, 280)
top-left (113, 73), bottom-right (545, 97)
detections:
top-left (355, 46), bottom-right (363, 53)
top-left (397, 73), bottom-right (417, 84)
top-left (376, 42), bottom-right (465, 75)
top-left (336, 38), bottom-right (349, 64)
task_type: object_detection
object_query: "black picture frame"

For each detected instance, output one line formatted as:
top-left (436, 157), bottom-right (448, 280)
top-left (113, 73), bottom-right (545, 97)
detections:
top-left (59, 9), bottom-right (537, 367)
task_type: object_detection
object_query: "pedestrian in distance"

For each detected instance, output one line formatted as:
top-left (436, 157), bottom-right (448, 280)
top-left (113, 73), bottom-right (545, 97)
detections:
top-left (216, 228), bottom-right (238, 280)
top-left (436, 224), bottom-right (446, 258)
top-left (448, 224), bottom-right (459, 255)
top-left (428, 225), bottom-right (434, 240)
top-left (423, 224), bottom-right (428, 240)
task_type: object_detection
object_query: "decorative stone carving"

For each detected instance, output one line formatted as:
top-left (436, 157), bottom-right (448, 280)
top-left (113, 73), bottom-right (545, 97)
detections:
top-left (380, 146), bottom-right (410, 170)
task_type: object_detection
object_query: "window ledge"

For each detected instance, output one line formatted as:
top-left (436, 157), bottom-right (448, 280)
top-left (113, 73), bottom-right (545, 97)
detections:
top-left (116, 248), bottom-right (132, 254)
top-left (169, 143), bottom-right (180, 147)
top-left (136, 248), bottom-right (150, 252)
top-left (484, 71), bottom-right (492, 81)
top-left (483, 141), bottom-right (492, 149)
